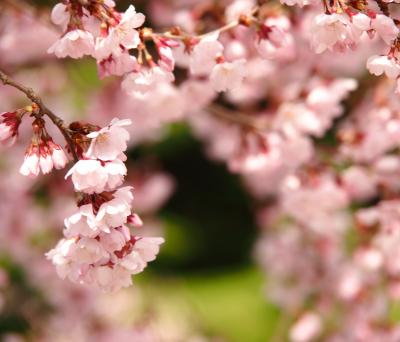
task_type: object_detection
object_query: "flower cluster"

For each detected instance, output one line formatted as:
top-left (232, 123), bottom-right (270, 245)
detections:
top-left (20, 117), bottom-right (69, 177)
top-left (47, 118), bottom-right (164, 292)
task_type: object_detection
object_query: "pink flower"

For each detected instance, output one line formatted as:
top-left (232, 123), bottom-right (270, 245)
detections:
top-left (95, 187), bottom-right (133, 229)
top-left (19, 145), bottom-right (40, 177)
top-left (101, 5), bottom-right (145, 53)
top-left (311, 13), bottom-right (368, 53)
top-left (371, 14), bottom-right (399, 45)
top-left (154, 37), bottom-right (179, 72)
top-left (99, 229), bottom-right (129, 253)
top-left (85, 265), bottom-right (132, 292)
top-left (48, 29), bottom-right (95, 59)
top-left (51, 3), bottom-right (69, 27)
top-left (210, 60), bottom-right (246, 92)
top-left (366, 55), bottom-right (400, 79)
top-left (121, 67), bottom-right (174, 97)
top-left (0, 111), bottom-right (21, 146)
top-left (273, 103), bottom-right (322, 137)
top-left (280, 0), bottom-right (311, 7)
top-left (225, 0), bottom-right (254, 22)
top-left (47, 234), bottom-right (164, 292)
top-left (39, 148), bottom-right (53, 174)
top-left (64, 204), bottom-right (98, 238)
top-left (65, 159), bottom-right (126, 194)
top-left (103, 159), bottom-right (128, 190)
top-left (189, 33), bottom-right (224, 76)
top-left (86, 118), bottom-right (131, 161)
top-left (19, 138), bottom-right (68, 177)
top-left (48, 140), bottom-right (69, 170)
top-left (255, 17), bottom-right (294, 60)
top-left (97, 52), bottom-right (137, 79)
top-left (289, 312), bottom-right (322, 342)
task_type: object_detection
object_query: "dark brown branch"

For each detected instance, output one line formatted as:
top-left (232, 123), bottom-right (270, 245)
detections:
top-left (0, 70), bottom-right (79, 162)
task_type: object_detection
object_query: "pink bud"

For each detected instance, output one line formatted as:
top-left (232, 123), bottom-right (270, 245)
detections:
top-left (0, 111), bottom-right (21, 146)
top-left (128, 213), bottom-right (143, 227)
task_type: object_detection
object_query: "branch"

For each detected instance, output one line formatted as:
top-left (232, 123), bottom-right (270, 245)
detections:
top-left (0, 70), bottom-right (79, 162)
top-left (153, 6), bottom-right (259, 41)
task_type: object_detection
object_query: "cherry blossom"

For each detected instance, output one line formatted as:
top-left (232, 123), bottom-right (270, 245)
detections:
top-left (311, 13), bottom-right (368, 53)
top-left (86, 118), bottom-right (131, 161)
top-left (99, 5), bottom-right (145, 55)
top-left (65, 159), bottom-right (126, 194)
top-left (289, 312), bottom-right (322, 342)
top-left (189, 34), bottom-right (224, 76)
top-left (48, 30), bottom-right (95, 59)
top-left (210, 60), bottom-right (246, 92)
top-left (366, 55), bottom-right (400, 78)
top-left (371, 14), bottom-right (399, 45)
top-left (121, 67), bottom-right (174, 97)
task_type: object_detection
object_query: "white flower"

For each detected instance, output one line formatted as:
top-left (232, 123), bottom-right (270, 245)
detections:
top-left (210, 60), bottom-right (246, 92)
top-left (48, 29), bottom-right (95, 59)
top-left (189, 33), bottom-right (224, 76)
top-left (65, 159), bottom-right (127, 194)
top-left (366, 55), bottom-right (400, 79)
top-left (86, 118), bottom-right (131, 161)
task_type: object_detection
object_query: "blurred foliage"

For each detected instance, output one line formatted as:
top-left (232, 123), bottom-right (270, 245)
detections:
top-left (134, 124), bottom-right (259, 271)
top-left (0, 256), bottom-right (52, 336)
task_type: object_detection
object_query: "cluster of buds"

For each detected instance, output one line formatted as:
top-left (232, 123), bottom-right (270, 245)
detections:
top-left (19, 117), bottom-right (69, 177)
top-left (0, 109), bottom-right (23, 146)
top-left (46, 118), bottom-right (164, 292)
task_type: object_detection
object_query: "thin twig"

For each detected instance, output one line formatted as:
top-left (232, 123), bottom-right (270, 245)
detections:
top-left (0, 70), bottom-right (79, 162)
top-left (154, 6), bottom-right (259, 41)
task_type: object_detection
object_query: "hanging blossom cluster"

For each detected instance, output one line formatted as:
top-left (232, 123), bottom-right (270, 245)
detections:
top-left (0, 72), bottom-right (163, 293)
top-left (47, 119), bottom-right (164, 292)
